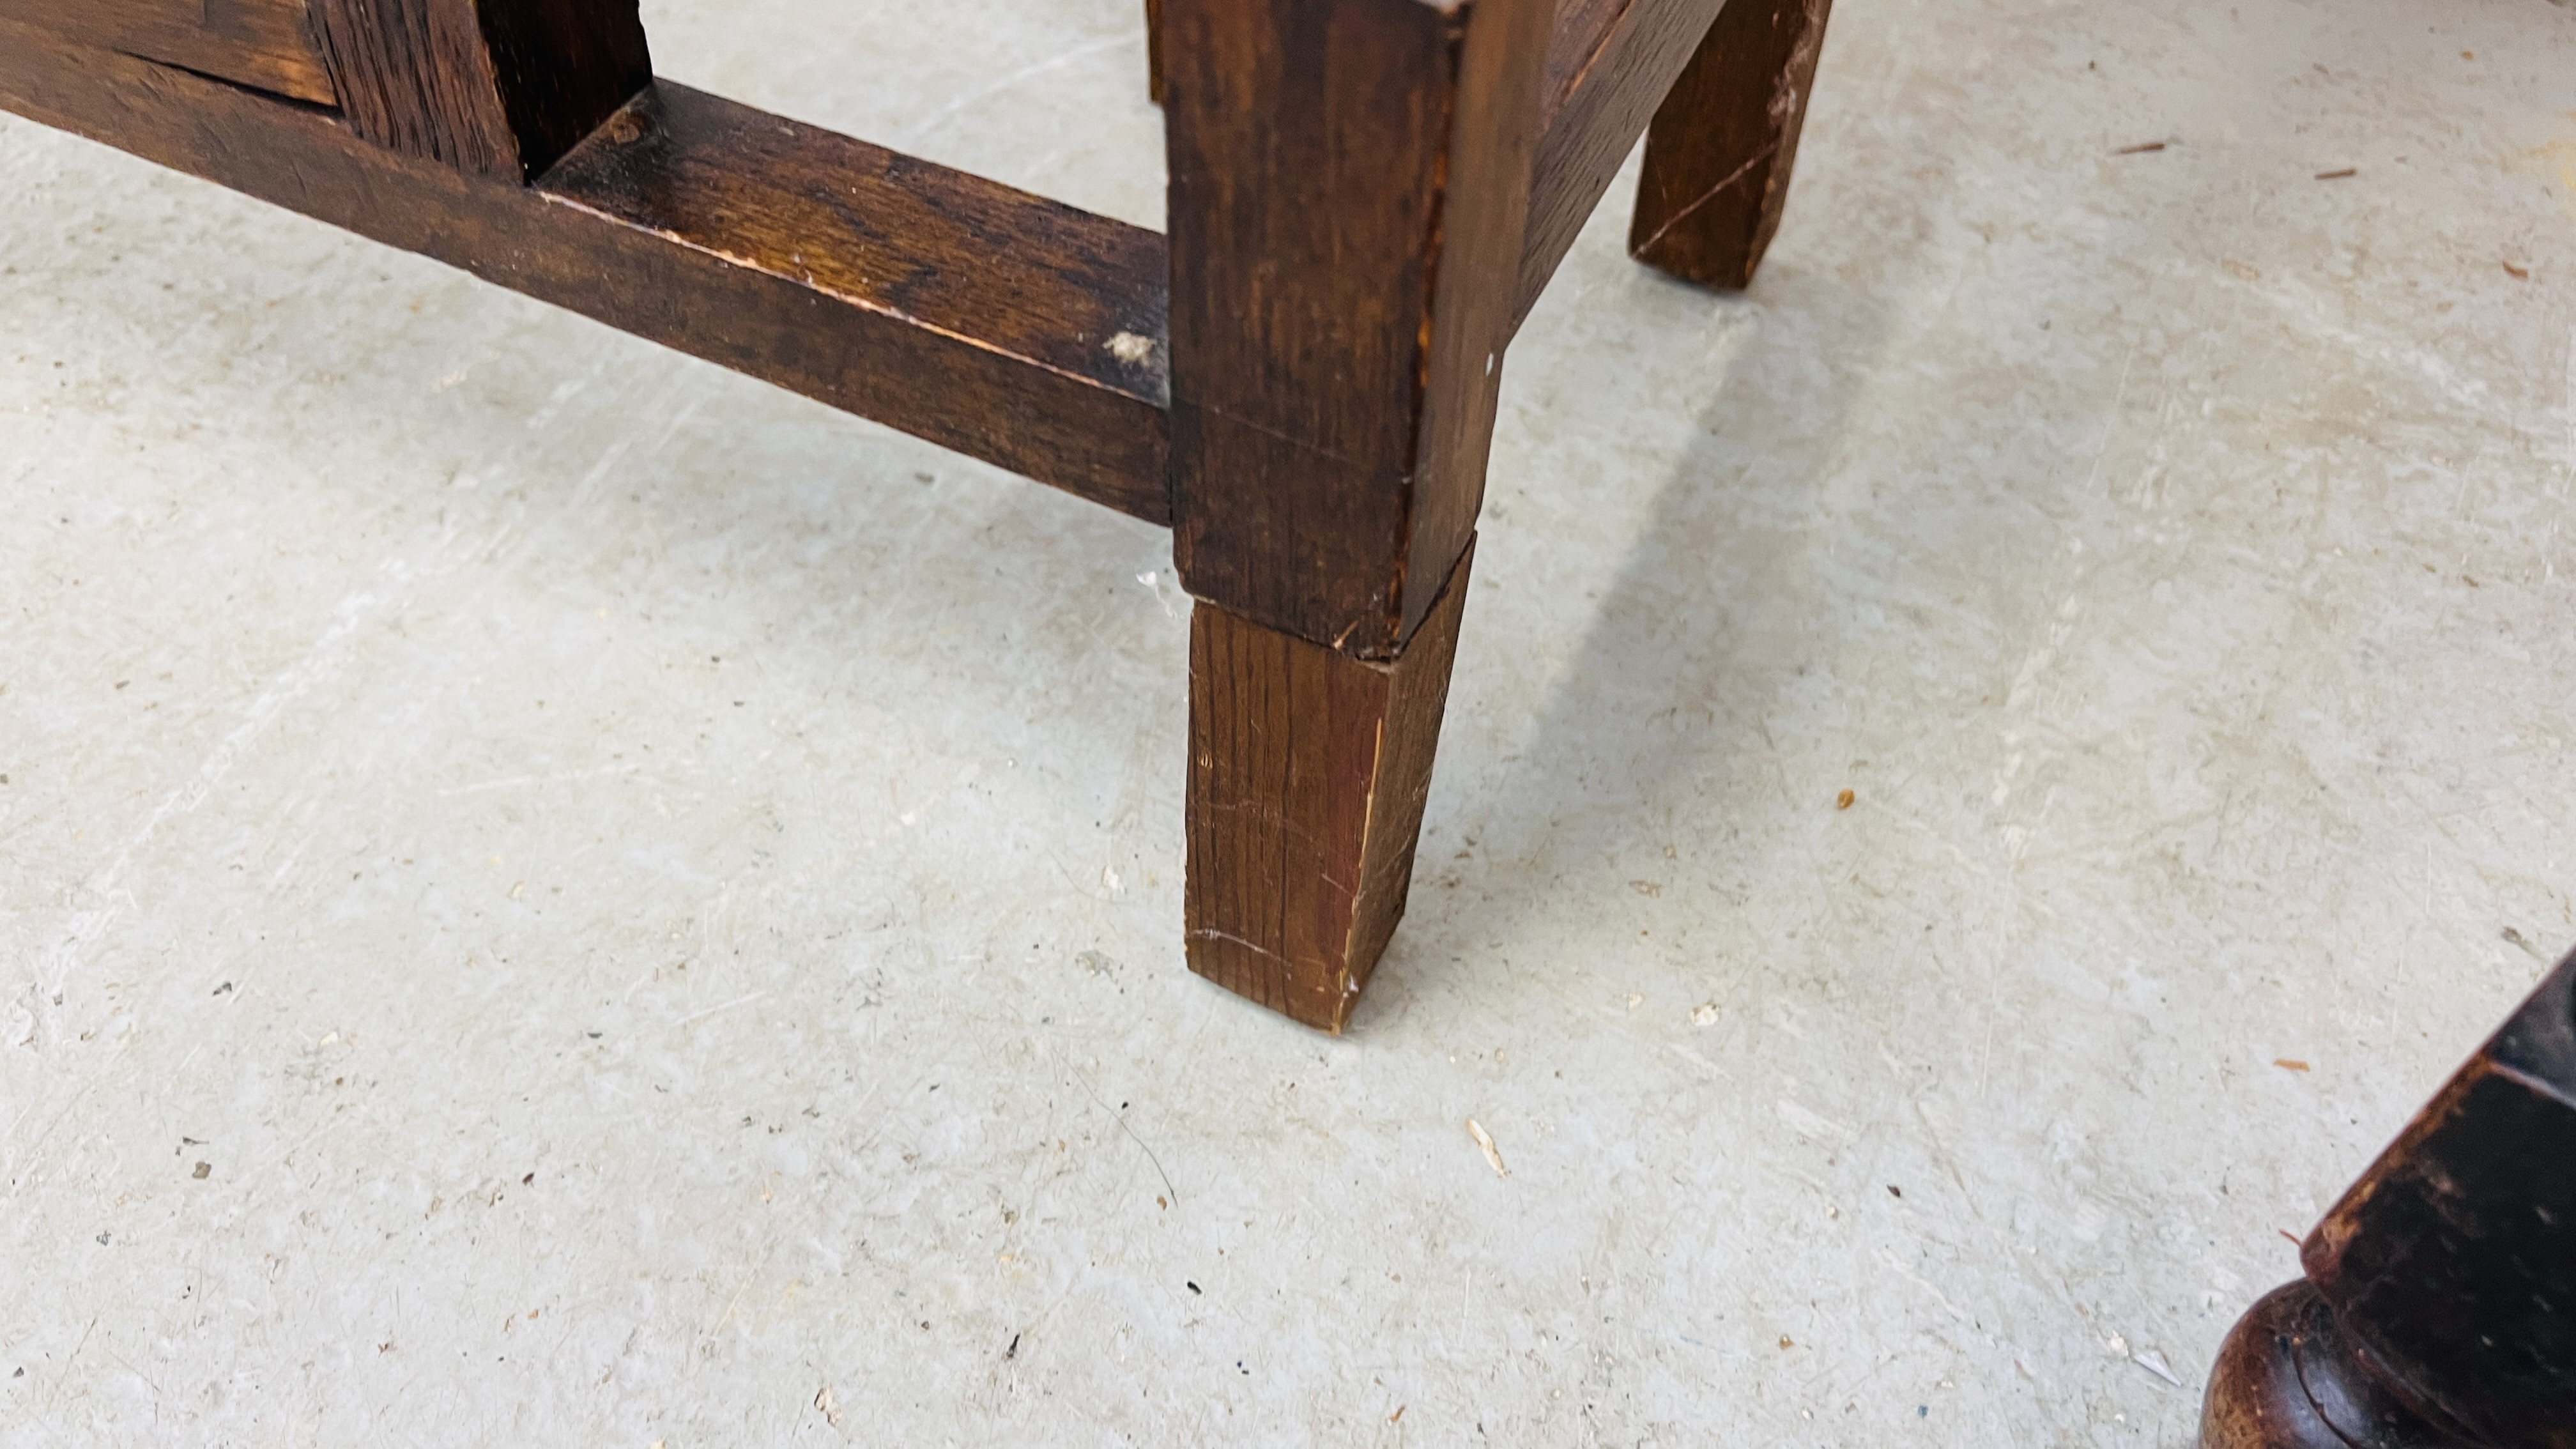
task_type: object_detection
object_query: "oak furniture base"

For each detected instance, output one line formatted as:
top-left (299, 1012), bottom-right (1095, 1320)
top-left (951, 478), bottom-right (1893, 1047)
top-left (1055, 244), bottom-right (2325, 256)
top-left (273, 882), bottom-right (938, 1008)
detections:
top-left (0, 0), bottom-right (1836, 1030)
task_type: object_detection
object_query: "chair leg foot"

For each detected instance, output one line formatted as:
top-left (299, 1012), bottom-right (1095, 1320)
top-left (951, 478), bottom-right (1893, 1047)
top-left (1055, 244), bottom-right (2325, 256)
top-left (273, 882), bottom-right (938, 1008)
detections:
top-left (2200, 1281), bottom-right (2471, 1449)
top-left (1628, 0), bottom-right (1833, 290)
top-left (1182, 543), bottom-right (1473, 1032)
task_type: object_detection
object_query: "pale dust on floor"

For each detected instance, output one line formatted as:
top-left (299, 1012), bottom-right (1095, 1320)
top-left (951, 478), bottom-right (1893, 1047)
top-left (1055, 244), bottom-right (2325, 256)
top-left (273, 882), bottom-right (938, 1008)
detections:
top-left (3, 1), bottom-right (2572, 1444)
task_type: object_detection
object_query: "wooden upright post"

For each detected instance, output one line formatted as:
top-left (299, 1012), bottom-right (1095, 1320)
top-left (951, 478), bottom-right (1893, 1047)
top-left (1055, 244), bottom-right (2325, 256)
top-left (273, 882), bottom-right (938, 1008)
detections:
top-left (1159, 0), bottom-right (1549, 1029)
top-left (311, 0), bottom-right (651, 180)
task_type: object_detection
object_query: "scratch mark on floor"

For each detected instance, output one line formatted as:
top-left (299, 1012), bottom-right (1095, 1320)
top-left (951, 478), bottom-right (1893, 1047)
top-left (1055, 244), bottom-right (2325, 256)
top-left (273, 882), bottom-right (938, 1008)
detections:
top-left (29, 555), bottom-right (421, 1031)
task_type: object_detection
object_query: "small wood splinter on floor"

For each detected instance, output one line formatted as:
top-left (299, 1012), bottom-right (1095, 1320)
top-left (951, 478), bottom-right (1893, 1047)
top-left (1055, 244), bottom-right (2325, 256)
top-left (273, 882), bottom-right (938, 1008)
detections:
top-left (2113, 141), bottom-right (2167, 155)
top-left (2133, 1347), bottom-right (2184, 1386)
top-left (1466, 1118), bottom-right (1507, 1178)
top-left (2314, 167), bottom-right (2357, 180)
top-left (2274, 1058), bottom-right (2311, 1073)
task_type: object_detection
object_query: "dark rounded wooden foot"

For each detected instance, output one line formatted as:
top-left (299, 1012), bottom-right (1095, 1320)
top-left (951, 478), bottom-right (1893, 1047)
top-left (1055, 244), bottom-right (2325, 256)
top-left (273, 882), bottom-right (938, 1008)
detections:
top-left (2201, 1280), bottom-right (2472, 1449)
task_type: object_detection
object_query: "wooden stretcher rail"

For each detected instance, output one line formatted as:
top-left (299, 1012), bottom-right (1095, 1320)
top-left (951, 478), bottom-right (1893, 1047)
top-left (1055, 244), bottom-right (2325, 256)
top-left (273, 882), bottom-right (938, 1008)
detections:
top-left (0, 22), bottom-right (1174, 524)
top-left (0, 0), bottom-right (337, 105)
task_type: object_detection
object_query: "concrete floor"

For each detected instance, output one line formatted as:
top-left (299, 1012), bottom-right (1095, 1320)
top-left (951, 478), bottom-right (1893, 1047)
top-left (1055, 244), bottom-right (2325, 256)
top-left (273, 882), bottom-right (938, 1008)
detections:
top-left (3, 0), bottom-right (2572, 1442)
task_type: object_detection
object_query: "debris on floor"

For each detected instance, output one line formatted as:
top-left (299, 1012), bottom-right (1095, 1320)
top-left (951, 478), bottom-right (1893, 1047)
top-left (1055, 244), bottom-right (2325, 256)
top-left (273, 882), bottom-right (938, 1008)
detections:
top-left (2133, 1347), bottom-right (2184, 1387)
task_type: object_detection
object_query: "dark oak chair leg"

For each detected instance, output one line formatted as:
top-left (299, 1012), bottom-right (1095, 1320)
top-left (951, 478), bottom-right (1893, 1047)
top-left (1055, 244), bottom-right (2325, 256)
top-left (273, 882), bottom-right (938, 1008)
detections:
top-left (1185, 544), bottom-right (1473, 1031)
top-left (2200, 950), bottom-right (2576, 1449)
top-left (1627, 0), bottom-right (1832, 289)
top-left (1158, 0), bottom-right (1549, 1029)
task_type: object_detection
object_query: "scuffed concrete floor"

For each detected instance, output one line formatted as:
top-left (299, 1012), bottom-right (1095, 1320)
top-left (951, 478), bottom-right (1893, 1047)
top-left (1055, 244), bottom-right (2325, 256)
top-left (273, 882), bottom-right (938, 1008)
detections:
top-left (4, 0), bottom-right (2573, 1442)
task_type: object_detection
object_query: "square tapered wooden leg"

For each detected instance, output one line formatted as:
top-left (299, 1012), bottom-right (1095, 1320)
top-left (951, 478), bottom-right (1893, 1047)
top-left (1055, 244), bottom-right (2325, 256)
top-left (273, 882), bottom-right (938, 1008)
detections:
top-left (1184, 542), bottom-right (1474, 1032)
top-left (1628, 0), bottom-right (1833, 289)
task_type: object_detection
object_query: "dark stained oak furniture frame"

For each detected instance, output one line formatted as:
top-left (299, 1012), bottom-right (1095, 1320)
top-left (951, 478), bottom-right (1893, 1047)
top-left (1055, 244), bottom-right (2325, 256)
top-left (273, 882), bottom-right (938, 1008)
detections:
top-left (0, 0), bottom-right (1836, 1031)
top-left (2199, 950), bottom-right (2576, 1448)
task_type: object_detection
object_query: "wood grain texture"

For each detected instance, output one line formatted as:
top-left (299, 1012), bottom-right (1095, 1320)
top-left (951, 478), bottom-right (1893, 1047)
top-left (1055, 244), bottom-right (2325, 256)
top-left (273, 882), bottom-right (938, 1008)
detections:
top-left (544, 81), bottom-right (1174, 512)
top-left (0, 0), bottom-right (335, 103)
top-left (2200, 952), bottom-right (2576, 1449)
top-left (1405, 0), bottom-right (1552, 638)
top-left (1514, 0), bottom-right (1725, 328)
top-left (1627, 0), bottom-right (1832, 289)
top-left (0, 29), bottom-right (1171, 521)
top-left (1163, 0), bottom-right (1549, 657)
top-left (312, 0), bottom-right (649, 180)
top-left (1541, 0), bottom-right (1630, 124)
top-left (1185, 541), bottom-right (1474, 1032)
